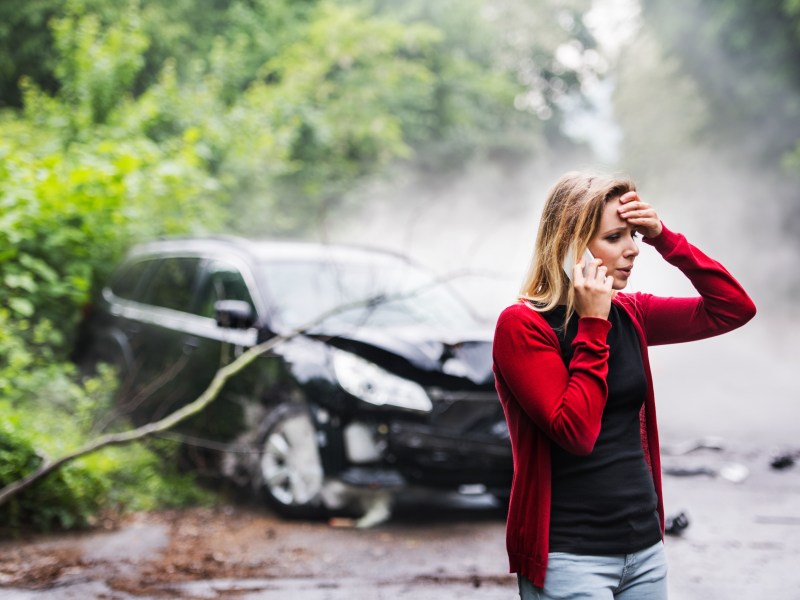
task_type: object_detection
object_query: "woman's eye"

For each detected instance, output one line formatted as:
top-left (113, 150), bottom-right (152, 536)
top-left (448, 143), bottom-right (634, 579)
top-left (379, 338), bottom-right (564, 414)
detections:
top-left (606, 231), bottom-right (639, 242)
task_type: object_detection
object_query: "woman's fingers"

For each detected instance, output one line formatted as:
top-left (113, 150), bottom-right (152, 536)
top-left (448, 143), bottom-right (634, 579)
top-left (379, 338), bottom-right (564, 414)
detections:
top-left (576, 258), bottom-right (604, 283)
top-left (573, 259), bottom-right (612, 319)
top-left (618, 200), bottom-right (654, 218)
top-left (573, 260), bottom-right (585, 284)
top-left (618, 198), bottom-right (662, 238)
top-left (603, 270), bottom-right (614, 291)
top-left (577, 259), bottom-right (609, 287)
top-left (586, 261), bottom-right (605, 281)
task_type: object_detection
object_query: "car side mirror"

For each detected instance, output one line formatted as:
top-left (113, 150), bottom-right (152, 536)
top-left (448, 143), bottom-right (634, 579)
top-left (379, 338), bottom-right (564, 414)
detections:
top-left (214, 300), bottom-right (255, 329)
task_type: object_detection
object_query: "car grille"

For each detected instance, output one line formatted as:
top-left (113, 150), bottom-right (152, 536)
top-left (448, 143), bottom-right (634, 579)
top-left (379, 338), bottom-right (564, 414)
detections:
top-left (425, 388), bottom-right (508, 440)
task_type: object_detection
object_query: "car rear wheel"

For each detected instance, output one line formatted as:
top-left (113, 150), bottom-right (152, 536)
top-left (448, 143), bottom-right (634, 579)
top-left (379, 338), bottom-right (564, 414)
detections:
top-left (256, 404), bottom-right (325, 518)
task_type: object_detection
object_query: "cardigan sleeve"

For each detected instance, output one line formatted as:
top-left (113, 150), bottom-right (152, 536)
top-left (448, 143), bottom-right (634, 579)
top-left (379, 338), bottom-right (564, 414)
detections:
top-left (493, 304), bottom-right (612, 455)
top-left (634, 223), bottom-right (757, 345)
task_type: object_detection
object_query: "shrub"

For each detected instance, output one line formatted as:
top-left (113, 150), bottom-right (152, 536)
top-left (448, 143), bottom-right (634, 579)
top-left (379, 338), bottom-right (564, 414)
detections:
top-left (0, 407), bottom-right (105, 533)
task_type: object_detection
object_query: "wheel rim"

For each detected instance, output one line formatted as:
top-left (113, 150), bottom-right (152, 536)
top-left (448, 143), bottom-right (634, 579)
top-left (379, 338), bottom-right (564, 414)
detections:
top-left (260, 412), bottom-right (323, 507)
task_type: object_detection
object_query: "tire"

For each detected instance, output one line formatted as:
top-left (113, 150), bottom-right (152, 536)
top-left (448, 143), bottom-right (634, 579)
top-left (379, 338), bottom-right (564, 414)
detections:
top-left (254, 403), bottom-right (326, 518)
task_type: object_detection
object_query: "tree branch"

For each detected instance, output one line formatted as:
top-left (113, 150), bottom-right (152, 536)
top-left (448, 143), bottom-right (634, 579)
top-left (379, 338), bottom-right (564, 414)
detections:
top-left (0, 332), bottom-right (287, 507)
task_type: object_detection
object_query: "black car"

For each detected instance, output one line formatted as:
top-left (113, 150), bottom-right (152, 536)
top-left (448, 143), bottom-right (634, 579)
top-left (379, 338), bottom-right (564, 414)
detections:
top-left (75, 236), bottom-right (512, 518)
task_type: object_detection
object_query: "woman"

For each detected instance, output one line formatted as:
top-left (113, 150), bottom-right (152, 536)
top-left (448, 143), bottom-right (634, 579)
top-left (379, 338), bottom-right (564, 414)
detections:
top-left (492, 172), bottom-right (756, 599)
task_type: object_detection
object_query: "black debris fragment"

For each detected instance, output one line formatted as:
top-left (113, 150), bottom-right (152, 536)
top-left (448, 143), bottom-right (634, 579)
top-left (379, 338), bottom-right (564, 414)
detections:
top-left (663, 465), bottom-right (716, 478)
top-left (769, 449), bottom-right (798, 470)
top-left (665, 511), bottom-right (690, 536)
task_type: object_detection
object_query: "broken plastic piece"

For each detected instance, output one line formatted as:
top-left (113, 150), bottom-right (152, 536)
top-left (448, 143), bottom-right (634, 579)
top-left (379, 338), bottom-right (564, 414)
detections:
top-left (719, 462), bottom-right (749, 483)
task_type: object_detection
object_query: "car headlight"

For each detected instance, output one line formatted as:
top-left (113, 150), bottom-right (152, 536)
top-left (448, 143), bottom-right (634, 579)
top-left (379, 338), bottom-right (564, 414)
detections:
top-left (332, 349), bottom-right (432, 412)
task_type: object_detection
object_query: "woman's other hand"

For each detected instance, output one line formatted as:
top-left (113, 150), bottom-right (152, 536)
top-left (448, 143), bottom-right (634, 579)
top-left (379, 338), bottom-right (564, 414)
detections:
top-left (618, 191), bottom-right (663, 238)
top-left (573, 258), bottom-right (614, 319)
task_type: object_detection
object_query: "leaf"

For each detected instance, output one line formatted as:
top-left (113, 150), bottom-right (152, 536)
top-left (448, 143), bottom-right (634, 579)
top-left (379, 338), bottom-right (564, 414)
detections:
top-left (8, 298), bottom-right (35, 317)
top-left (4, 273), bottom-right (38, 293)
top-left (19, 254), bottom-right (58, 283)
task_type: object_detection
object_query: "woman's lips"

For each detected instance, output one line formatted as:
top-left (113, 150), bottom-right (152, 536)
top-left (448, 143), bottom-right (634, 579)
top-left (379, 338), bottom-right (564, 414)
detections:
top-left (617, 267), bottom-right (632, 277)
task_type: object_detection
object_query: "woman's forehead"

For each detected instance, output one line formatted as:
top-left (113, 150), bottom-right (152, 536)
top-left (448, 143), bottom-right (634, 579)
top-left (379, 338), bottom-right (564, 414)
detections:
top-left (600, 196), bottom-right (629, 228)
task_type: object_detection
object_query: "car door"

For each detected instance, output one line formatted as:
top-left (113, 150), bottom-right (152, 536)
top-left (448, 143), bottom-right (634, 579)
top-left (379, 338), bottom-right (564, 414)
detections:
top-left (130, 255), bottom-right (203, 423)
top-left (177, 258), bottom-right (262, 439)
top-left (97, 257), bottom-right (158, 384)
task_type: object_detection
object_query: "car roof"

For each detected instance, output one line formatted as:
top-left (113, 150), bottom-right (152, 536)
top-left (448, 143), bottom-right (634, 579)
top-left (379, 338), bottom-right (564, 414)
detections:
top-left (127, 236), bottom-right (415, 267)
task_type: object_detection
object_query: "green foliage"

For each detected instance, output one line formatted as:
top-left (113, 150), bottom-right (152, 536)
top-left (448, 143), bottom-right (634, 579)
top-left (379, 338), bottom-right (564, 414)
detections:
top-left (95, 440), bottom-right (216, 512)
top-left (0, 401), bottom-right (105, 532)
top-left (0, 378), bottom-right (213, 536)
top-left (0, 122), bottom-right (223, 346)
top-left (51, 4), bottom-right (149, 131)
top-left (0, 0), bottom-right (61, 107)
top-left (0, 13), bottom-right (223, 527)
top-left (230, 2), bottom-right (440, 232)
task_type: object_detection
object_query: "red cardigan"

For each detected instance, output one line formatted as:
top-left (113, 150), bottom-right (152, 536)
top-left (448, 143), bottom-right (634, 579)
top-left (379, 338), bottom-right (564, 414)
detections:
top-left (492, 224), bottom-right (756, 587)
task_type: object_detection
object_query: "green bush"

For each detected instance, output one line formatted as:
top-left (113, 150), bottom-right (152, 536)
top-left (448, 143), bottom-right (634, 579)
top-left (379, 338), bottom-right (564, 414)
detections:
top-left (89, 440), bottom-right (215, 513)
top-left (0, 314), bottom-right (213, 535)
top-left (0, 394), bottom-right (213, 536)
top-left (0, 407), bottom-right (105, 533)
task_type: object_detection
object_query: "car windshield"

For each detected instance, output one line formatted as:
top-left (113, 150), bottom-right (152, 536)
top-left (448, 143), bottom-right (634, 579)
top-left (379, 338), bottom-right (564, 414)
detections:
top-left (260, 259), bottom-right (480, 332)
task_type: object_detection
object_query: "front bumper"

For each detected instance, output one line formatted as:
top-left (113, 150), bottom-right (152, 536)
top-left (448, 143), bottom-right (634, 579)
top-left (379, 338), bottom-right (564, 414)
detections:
top-left (334, 389), bottom-right (512, 490)
top-left (387, 421), bottom-right (512, 488)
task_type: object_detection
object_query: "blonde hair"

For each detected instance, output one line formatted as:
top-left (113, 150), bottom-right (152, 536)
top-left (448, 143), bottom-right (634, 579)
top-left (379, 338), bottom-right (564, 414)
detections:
top-left (519, 171), bottom-right (636, 327)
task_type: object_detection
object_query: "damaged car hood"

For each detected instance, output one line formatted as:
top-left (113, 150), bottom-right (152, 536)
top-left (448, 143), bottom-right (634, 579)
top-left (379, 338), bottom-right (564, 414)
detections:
top-left (310, 324), bottom-right (495, 386)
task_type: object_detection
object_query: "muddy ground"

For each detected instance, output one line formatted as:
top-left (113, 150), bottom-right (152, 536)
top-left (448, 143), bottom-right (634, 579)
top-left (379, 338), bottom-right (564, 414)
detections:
top-left (1, 443), bottom-right (799, 600)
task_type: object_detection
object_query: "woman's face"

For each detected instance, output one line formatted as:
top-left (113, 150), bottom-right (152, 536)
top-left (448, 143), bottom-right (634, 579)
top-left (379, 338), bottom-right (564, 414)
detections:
top-left (587, 196), bottom-right (640, 290)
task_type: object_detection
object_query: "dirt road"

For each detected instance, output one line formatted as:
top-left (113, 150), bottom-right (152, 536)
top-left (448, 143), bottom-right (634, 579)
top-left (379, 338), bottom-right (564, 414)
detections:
top-left (2, 443), bottom-right (799, 599)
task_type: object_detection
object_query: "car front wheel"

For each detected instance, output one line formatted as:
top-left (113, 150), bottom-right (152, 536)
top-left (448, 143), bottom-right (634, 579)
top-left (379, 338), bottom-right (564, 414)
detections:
top-left (256, 404), bottom-right (325, 518)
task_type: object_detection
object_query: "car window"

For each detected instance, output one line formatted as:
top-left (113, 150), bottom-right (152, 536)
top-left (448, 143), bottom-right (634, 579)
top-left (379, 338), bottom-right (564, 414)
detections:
top-left (141, 257), bottom-right (201, 312)
top-left (260, 260), bottom-right (479, 332)
top-left (195, 260), bottom-right (255, 319)
top-left (109, 259), bottom-right (157, 301)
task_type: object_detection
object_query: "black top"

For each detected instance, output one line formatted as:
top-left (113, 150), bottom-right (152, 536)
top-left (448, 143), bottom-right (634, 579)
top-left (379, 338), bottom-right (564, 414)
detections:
top-left (543, 304), bottom-right (662, 554)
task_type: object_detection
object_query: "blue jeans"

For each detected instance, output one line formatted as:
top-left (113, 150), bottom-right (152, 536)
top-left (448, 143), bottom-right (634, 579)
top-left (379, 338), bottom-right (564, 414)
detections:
top-left (518, 541), bottom-right (668, 599)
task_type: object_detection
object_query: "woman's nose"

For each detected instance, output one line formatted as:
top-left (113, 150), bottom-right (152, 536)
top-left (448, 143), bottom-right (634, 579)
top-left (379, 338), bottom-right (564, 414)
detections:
top-left (624, 240), bottom-right (640, 257)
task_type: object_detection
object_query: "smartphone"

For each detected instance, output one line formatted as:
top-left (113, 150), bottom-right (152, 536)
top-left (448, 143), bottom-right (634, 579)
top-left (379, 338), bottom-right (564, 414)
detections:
top-left (563, 247), bottom-right (595, 281)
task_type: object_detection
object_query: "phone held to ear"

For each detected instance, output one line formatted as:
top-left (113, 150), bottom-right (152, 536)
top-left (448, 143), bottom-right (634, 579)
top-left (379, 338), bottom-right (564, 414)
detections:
top-left (563, 247), bottom-right (595, 281)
